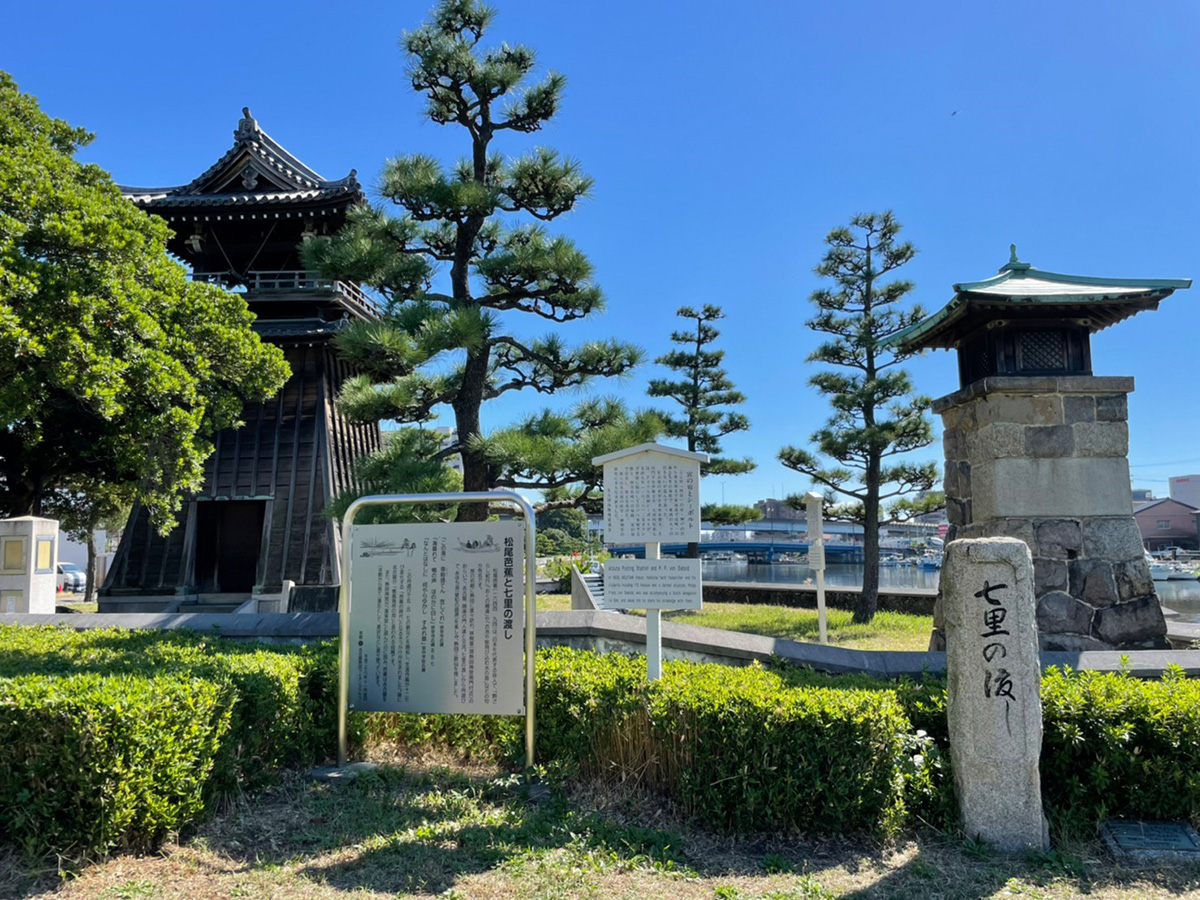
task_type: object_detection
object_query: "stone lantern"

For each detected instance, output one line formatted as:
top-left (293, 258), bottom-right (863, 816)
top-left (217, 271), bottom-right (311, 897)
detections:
top-left (890, 248), bottom-right (1190, 651)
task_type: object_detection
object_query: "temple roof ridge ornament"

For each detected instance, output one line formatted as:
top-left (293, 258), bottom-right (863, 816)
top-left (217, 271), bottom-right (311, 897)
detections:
top-left (120, 108), bottom-right (360, 207)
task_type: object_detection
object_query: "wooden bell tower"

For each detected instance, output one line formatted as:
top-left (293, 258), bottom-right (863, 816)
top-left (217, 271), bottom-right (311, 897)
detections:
top-left (103, 110), bottom-right (380, 612)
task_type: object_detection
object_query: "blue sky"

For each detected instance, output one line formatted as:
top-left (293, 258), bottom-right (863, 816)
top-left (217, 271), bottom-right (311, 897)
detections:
top-left (5, 0), bottom-right (1199, 508)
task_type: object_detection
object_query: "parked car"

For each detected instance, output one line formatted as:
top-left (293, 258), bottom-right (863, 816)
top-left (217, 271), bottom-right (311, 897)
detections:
top-left (56, 562), bottom-right (86, 593)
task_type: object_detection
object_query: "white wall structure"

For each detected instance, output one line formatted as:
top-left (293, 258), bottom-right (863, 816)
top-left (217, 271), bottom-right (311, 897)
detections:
top-left (0, 517), bottom-right (59, 613)
top-left (1169, 475), bottom-right (1200, 510)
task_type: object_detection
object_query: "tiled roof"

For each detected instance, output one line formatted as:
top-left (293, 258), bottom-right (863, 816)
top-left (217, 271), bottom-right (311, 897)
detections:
top-left (120, 108), bottom-right (360, 209)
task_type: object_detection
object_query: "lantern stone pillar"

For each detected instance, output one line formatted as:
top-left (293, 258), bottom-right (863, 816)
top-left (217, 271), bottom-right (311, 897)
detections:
top-left (933, 375), bottom-right (1162, 650)
top-left (888, 249), bottom-right (1190, 651)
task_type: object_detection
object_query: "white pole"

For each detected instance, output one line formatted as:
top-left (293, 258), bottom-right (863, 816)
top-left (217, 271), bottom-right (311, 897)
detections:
top-left (645, 541), bottom-right (662, 679)
top-left (816, 564), bottom-right (827, 645)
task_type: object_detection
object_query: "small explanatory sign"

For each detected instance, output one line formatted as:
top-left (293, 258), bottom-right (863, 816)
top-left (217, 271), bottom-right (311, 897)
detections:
top-left (347, 521), bottom-right (525, 716)
top-left (600, 559), bottom-right (702, 610)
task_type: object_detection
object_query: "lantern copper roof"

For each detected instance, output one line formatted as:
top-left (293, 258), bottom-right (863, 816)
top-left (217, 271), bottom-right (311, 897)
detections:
top-left (888, 247), bottom-right (1191, 352)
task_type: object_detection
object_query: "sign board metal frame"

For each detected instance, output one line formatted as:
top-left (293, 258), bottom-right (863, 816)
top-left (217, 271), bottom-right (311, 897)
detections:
top-left (337, 491), bottom-right (537, 768)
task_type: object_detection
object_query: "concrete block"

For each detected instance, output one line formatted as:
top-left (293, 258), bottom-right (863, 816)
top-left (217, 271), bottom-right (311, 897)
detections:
top-left (1026, 425), bottom-right (1075, 459)
top-left (1063, 395), bottom-right (1095, 425)
top-left (1082, 518), bottom-right (1146, 561)
top-left (1073, 422), bottom-right (1128, 458)
top-left (1113, 558), bottom-right (1155, 602)
top-left (943, 428), bottom-right (968, 462)
top-left (1093, 596), bottom-right (1167, 646)
top-left (1095, 394), bottom-right (1129, 422)
top-left (1036, 590), bottom-right (1095, 636)
top-left (970, 423), bottom-right (1030, 460)
top-left (977, 394), bottom-right (1063, 427)
top-left (1069, 559), bottom-right (1120, 608)
top-left (1034, 558), bottom-right (1069, 594)
top-left (1039, 632), bottom-right (1112, 652)
top-left (991, 458), bottom-right (1133, 518)
top-left (1035, 520), bottom-right (1082, 560)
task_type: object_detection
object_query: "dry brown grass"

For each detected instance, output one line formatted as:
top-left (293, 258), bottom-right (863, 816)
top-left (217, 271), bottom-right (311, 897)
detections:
top-left (5, 752), bottom-right (1200, 900)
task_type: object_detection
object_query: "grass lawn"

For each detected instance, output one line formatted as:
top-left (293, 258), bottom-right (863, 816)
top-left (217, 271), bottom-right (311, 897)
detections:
top-left (5, 759), bottom-right (1197, 899)
top-left (666, 604), bottom-right (934, 652)
top-left (539, 593), bottom-right (933, 652)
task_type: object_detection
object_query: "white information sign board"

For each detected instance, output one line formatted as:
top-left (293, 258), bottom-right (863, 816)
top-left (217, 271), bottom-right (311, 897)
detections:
top-left (600, 559), bottom-right (703, 610)
top-left (347, 521), bottom-right (525, 715)
top-left (602, 452), bottom-right (700, 544)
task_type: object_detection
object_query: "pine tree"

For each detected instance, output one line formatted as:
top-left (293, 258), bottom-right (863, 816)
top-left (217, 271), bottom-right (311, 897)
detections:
top-left (778, 212), bottom-right (937, 623)
top-left (304, 0), bottom-right (639, 521)
top-left (648, 304), bottom-right (758, 550)
top-left (649, 305), bottom-right (754, 474)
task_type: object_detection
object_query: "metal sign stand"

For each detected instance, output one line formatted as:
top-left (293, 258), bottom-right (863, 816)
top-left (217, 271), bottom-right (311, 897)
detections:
top-left (336, 491), bottom-right (538, 769)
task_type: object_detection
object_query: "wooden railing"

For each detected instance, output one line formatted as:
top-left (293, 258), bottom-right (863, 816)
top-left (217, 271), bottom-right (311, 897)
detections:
top-left (189, 270), bottom-right (379, 318)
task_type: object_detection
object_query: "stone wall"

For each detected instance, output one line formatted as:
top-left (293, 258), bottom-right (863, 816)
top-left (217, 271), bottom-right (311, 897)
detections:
top-left (934, 376), bottom-right (1166, 651)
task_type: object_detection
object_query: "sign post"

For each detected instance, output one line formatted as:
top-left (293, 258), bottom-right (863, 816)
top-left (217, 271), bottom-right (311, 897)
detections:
top-left (805, 492), bottom-right (827, 644)
top-left (336, 491), bottom-right (537, 769)
top-left (593, 443), bottom-right (708, 679)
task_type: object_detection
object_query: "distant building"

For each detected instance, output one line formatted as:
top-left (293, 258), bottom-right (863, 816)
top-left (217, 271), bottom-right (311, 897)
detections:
top-left (1131, 488), bottom-right (1155, 502)
top-left (1169, 474), bottom-right (1200, 509)
top-left (1133, 497), bottom-right (1200, 551)
top-left (754, 498), bottom-right (804, 520)
top-left (432, 426), bottom-right (463, 474)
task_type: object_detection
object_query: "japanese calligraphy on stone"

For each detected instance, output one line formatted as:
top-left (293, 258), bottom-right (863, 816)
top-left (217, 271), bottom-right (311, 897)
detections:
top-left (976, 579), bottom-right (1016, 736)
top-left (347, 522), bottom-right (524, 716)
top-left (603, 455), bottom-right (700, 544)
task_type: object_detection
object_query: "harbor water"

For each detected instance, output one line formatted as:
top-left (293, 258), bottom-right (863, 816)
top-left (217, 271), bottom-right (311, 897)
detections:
top-left (700, 559), bottom-right (1200, 624)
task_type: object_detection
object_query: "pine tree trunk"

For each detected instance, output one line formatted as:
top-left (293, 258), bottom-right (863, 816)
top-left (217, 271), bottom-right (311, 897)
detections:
top-left (855, 457), bottom-right (882, 624)
top-left (454, 345), bottom-right (490, 523)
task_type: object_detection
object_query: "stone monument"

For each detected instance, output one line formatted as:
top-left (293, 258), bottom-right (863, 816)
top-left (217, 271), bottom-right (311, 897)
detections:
top-left (890, 249), bottom-right (1191, 651)
top-left (943, 537), bottom-right (1048, 852)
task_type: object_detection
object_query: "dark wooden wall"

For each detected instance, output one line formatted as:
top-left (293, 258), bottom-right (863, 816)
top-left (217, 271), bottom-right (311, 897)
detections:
top-left (104, 340), bottom-right (381, 604)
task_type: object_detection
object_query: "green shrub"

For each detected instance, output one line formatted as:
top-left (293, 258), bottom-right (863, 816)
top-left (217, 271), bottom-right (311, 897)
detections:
top-left (362, 710), bottom-right (522, 760)
top-left (0, 672), bottom-right (231, 858)
top-left (0, 626), bottom-right (341, 798)
top-left (1040, 665), bottom-right (1200, 838)
top-left (535, 647), bottom-right (917, 834)
top-left (0, 625), bottom-right (345, 857)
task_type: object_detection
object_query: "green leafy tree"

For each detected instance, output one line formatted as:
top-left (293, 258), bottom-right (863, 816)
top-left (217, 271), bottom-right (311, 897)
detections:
top-left (481, 397), bottom-right (664, 513)
top-left (0, 73), bottom-right (289, 525)
top-left (648, 304), bottom-right (758, 550)
top-left (535, 506), bottom-right (587, 545)
top-left (41, 478), bottom-right (133, 603)
top-left (778, 212), bottom-right (937, 622)
top-left (304, 0), bottom-right (640, 520)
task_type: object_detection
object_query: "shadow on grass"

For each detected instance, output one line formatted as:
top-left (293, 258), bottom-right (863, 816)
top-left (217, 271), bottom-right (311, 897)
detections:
top-left (195, 764), bottom-right (690, 897)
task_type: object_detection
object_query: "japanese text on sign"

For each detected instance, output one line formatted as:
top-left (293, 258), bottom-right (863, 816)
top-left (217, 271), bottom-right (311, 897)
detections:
top-left (347, 522), bottom-right (524, 716)
top-left (603, 456), bottom-right (700, 544)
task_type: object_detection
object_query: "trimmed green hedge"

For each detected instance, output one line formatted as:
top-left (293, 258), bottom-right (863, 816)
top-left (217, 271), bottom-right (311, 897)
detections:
top-left (0, 625), bottom-right (344, 858)
top-left (0, 673), bottom-right (230, 858)
top-left (4, 626), bottom-right (1200, 856)
top-left (537, 647), bottom-right (918, 834)
top-left (1041, 665), bottom-right (1200, 837)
